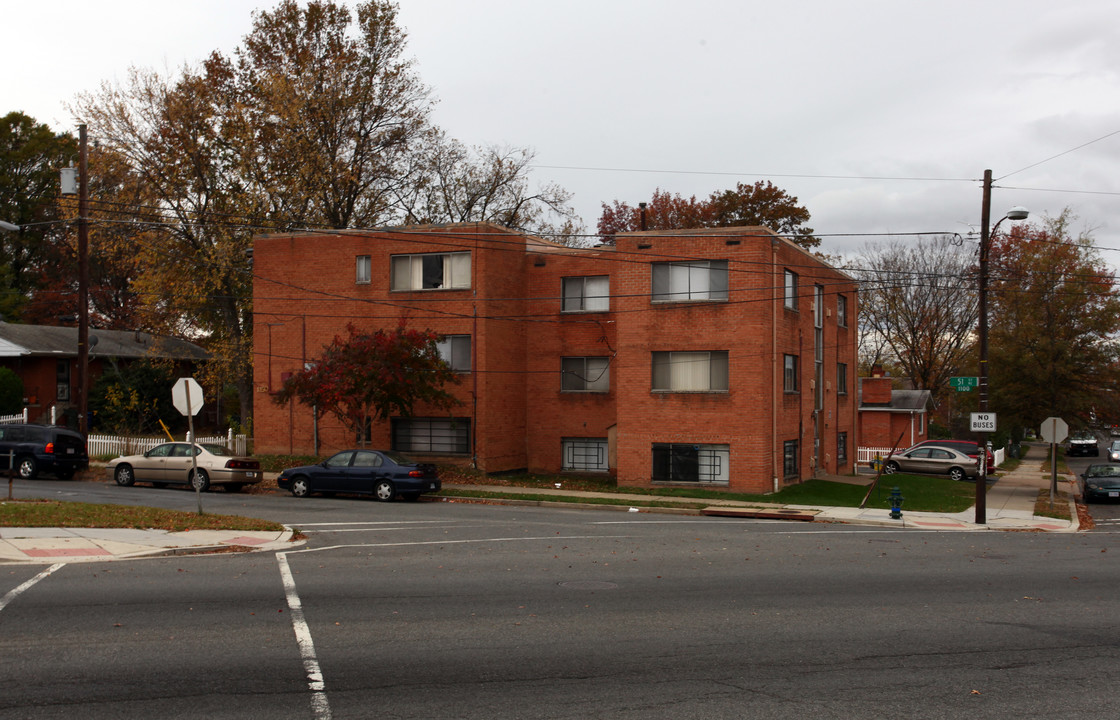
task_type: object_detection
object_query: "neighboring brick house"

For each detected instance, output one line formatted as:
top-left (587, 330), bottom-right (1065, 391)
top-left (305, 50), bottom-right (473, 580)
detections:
top-left (0, 321), bottom-right (208, 426)
top-left (252, 222), bottom-right (859, 493)
top-left (857, 370), bottom-right (931, 453)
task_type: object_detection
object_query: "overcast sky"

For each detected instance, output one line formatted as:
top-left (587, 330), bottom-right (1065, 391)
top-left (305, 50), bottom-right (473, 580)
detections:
top-left (5, 0), bottom-right (1119, 259)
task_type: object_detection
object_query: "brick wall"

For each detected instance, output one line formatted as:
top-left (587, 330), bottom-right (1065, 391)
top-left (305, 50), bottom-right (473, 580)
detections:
top-left (252, 223), bottom-right (859, 493)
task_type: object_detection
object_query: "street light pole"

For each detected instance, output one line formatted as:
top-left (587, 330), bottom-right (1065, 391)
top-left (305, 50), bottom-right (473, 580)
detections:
top-left (976, 168), bottom-right (1028, 524)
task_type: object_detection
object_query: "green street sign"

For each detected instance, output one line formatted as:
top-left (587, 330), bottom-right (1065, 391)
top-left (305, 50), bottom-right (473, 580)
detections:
top-left (950, 376), bottom-right (978, 391)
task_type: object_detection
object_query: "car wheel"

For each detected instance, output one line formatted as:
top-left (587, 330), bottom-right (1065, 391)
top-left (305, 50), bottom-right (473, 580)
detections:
top-left (190, 469), bottom-right (211, 492)
top-left (290, 477), bottom-right (310, 498)
top-left (114, 464), bottom-right (135, 487)
top-left (948, 467), bottom-right (965, 482)
top-left (374, 479), bottom-right (396, 502)
top-left (225, 483), bottom-right (244, 493)
top-left (17, 456), bottom-right (38, 480)
top-left (883, 460), bottom-right (899, 474)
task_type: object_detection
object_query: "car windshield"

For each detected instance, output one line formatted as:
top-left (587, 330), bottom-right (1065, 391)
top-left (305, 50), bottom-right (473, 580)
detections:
top-left (1087, 466), bottom-right (1120, 477)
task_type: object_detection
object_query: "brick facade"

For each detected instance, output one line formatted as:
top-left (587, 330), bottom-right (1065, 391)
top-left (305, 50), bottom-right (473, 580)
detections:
top-left (252, 223), bottom-right (859, 493)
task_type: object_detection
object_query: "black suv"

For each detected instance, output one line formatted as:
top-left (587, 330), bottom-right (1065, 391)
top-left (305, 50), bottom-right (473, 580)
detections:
top-left (0, 423), bottom-right (89, 479)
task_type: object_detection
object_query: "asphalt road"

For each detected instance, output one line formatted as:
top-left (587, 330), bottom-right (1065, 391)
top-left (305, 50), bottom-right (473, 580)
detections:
top-left (3, 481), bottom-right (1120, 719)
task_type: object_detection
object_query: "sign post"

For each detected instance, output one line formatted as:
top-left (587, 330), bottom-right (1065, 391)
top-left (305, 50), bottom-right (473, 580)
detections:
top-left (1039, 417), bottom-right (1069, 507)
top-left (172, 378), bottom-right (205, 515)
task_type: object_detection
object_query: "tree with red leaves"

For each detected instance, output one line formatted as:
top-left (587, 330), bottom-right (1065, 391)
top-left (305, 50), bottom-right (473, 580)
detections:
top-left (596, 181), bottom-right (817, 248)
top-left (275, 322), bottom-right (461, 444)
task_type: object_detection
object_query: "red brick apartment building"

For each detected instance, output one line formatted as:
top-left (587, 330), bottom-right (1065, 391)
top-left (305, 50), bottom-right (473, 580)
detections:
top-left (252, 222), bottom-right (858, 494)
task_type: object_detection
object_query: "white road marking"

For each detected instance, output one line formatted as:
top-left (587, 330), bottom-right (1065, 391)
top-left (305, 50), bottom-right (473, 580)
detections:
top-left (0, 563), bottom-right (65, 614)
top-left (276, 552), bottom-right (332, 720)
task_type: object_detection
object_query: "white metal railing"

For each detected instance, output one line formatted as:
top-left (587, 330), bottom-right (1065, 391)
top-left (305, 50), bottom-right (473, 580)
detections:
top-left (87, 430), bottom-right (250, 458)
top-left (0, 409), bottom-right (28, 424)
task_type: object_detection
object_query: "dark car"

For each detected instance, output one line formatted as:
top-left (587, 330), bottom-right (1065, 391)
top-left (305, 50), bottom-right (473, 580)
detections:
top-left (0, 422), bottom-right (89, 479)
top-left (1066, 431), bottom-right (1100, 457)
top-left (1080, 463), bottom-right (1120, 502)
top-left (907, 439), bottom-right (994, 471)
top-left (882, 445), bottom-right (979, 482)
top-left (278, 449), bottom-right (441, 501)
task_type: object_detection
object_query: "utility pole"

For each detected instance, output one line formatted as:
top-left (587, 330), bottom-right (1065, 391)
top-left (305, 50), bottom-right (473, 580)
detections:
top-left (77, 124), bottom-right (89, 437)
top-left (976, 170), bottom-right (993, 524)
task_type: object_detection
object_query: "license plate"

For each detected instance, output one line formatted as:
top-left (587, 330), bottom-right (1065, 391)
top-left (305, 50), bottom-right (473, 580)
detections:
top-left (245, 472), bottom-right (257, 479)
top-left (66, 448), bottom-right (75, 455)
top-left (1110, 492), bottom-right (1119, 498)
top-left (430, 482), bottom-right (437, 490)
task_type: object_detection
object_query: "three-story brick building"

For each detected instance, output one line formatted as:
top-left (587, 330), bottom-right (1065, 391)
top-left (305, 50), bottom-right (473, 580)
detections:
top-left (252, 222), bottom-right (858, 493)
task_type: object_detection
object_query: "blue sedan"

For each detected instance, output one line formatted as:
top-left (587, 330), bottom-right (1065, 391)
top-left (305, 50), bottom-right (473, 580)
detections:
top-left (277, 449), bottom-right (441, 501)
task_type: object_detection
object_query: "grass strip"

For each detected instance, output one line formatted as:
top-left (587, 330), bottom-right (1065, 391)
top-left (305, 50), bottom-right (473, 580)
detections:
top-left (0, 498), bottom-right (286, 533)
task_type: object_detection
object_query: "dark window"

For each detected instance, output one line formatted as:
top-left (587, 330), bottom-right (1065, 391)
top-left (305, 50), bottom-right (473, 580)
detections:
top-left (391, 418), bottom-right (471, 454)
top-left (783, 440), bottom-right (799, 477)
top-left (784, 354), bottom-right (799, 393)
top-left (561, 357), bottom-right (610, 392)
top-left (651, 443), bottom-right (729, 483)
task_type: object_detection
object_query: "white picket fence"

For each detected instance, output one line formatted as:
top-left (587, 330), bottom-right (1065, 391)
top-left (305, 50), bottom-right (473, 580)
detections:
top-left (0, 409), bottom-right (28, 424)
top-left (87, 430), bottom-right (250, 458)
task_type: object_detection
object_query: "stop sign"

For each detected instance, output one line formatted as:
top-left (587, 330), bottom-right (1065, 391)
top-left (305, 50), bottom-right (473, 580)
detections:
top-left (172, 377), bottom-right (204, 416)
top-left (1039, 416), bottom-right (1069, 444)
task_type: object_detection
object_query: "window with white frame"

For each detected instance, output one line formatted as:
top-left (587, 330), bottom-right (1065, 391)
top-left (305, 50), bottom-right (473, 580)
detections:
top-left (837, 362), bottom-right (848, 395)
top-left (562, 438), bottom-right (609, 472)
top-left (837, 293), bottom-right (848, 327)
top-left (391, 417), bottom-right (471, 454)
top-left (783, 354), bottom-right (799, 393)
top-left (784, 269), bottom-right (798, 310)
top-left (390, 252), bottom-right (471, 291)
top-left (652, 260), bottom-right (728, 302)
top-left (562, 276), bottom-right (610, 312)
top-left (561, 357), bottom-right (610, 392)
top-left (652, 351), bottom-right (729, 392)
top-left (651, 443), bottom-right (730, 484)
top-left (783, 439), bottom-right (799, 477)
top-left (436, 335), bottom-right (471, 373)
top-left (356, 255), bottom-right (371, 284)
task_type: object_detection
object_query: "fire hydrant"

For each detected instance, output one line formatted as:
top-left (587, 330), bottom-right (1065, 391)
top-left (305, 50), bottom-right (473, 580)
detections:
top-left (888, 486), bottom-right (904, 520)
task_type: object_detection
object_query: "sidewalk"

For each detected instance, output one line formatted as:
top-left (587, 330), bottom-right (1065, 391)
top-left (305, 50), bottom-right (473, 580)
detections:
top-left (0, 443), bottom-right (1079, 564)
top-left (0, 526), bottom-right (298, 565)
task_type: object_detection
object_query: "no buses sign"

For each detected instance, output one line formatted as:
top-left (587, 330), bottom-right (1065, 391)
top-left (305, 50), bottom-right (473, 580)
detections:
top-left (970, 412), bottom-right (997, 433)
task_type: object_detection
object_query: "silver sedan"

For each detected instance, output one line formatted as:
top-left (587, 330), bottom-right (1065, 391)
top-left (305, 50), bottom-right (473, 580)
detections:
top-left (107, 442), bottom-right (262, 492)
top-left (882, 445), bottom-right (979, 482)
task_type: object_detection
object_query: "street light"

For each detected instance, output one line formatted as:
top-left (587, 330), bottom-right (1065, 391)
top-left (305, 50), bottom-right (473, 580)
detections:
top-left (976, 168), bottom-right (1028, 524)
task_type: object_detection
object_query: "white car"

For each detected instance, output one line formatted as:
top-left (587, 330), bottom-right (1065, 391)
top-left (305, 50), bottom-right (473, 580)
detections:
top-left (107, 442), bottom-right (261, 492)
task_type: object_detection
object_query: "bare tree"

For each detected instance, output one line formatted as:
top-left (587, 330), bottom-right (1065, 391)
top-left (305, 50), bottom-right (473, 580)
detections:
top-left (854, 235), bottom-right (978, 407)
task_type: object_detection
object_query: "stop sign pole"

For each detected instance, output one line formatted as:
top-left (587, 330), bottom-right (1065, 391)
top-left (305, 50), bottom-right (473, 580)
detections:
top-left (1040, 417), bottom-right (1069, 508)
top-left (173, 378), bottom-right (205, 515)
